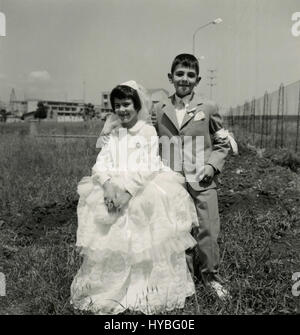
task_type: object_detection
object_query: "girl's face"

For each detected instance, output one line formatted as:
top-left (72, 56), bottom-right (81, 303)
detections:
top-left (114, 97), bottom-right (138, 128)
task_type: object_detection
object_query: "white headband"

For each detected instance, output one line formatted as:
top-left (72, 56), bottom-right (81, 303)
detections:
top-left (120, 80), bottom-right (152, 123)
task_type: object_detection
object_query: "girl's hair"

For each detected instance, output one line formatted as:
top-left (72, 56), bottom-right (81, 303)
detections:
top-left (171, 53), bottom-right (200, 76)
top-left (110, 85), bottom-right (142, 112)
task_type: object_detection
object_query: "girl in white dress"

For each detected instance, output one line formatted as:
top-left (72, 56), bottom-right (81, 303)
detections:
top-left (70, 81), bottom-right (198, 315)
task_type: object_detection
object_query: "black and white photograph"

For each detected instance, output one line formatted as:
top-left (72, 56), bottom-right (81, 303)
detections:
top-left (0, 0), bottom-right (299, 317)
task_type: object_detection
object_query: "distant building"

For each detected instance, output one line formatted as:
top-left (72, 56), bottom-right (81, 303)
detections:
top-left (26, 99), bottom-right (85, 122)
top-left (6, 113), bottom-right (22, 123)
top-left (9, 100), bottom-right (27, 117)
top-left (22, 111), bottom-right (36, 121)
top-left (148, 88), bottom-right (169, 104)
top-left (6, 99), bottom-right (88, 122)
top-left (100, 91), bottom-right (112, 120)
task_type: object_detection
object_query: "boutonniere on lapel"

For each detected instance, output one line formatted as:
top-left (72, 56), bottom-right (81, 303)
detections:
top-left (187, 107), bottom-right (197, 116)
top-left (187, 108), bottom-right (206, 121)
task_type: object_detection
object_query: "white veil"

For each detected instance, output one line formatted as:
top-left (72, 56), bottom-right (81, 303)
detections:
top-left (96, 81), bottom-right (152, 148)
top-left (120, 80), bottom-right (152, 123)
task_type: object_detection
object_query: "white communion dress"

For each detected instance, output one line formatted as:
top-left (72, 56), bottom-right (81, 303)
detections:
top-left (70, 120), bottom-right (198, 315)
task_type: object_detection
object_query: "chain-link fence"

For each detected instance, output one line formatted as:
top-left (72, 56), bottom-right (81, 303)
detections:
top-left (224, 80), bottom-right (300, 152)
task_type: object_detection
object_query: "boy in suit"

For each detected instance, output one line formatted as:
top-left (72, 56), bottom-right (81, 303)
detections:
top-left (152, 53), bottom-right (231, 300)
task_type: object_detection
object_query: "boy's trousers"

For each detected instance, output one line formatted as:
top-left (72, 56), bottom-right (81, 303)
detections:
top-left (186, 186), bottom-right (220, 283)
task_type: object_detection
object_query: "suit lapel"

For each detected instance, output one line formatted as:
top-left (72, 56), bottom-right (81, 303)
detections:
top-left (180, 111), bottom-right (194, 130)
top-left (162, 95), bottom-right (180, 132)
top-left (161, 94), bottom-right (205, 131)
top-left (180, 95), bottom-right (205, 129)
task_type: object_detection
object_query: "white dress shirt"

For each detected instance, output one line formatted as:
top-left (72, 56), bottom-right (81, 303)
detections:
top-left (174, 93), bottom-right (192, 128)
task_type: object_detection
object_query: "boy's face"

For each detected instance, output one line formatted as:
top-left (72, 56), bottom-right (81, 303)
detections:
top-left (168, 65), bottom-right (201, 98)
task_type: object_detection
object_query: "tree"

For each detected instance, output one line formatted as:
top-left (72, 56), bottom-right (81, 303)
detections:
top-left (0, 109), bottom-right (6, 122)
top-left (34, 102), bottom-right (48, 119)
top-left (83, 103), bottom-right (95, 120)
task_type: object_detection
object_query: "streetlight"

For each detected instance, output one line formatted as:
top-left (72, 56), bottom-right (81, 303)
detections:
top-left (192, 18), bottom-right (223, 55)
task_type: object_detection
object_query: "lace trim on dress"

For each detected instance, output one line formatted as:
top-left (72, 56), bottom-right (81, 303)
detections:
top-left (78, 231), bottom-right (196, 265)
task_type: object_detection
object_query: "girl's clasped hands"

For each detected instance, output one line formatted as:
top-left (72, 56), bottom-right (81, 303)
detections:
top-left (103, 179), bottom-right (132, 213)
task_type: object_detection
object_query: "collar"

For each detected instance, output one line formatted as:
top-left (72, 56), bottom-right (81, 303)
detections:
top-left (174, 93), bottom-right (193, 107)
top-left (167, 92), bottom-right (204, 110)
top-left (127, 120), bottom-right (146, 135)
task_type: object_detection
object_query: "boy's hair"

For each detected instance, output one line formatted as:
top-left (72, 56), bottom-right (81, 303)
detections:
top-left (110, 85), bottom-right (141, 112)
top-left (171, 53), bottom-right (200, 75)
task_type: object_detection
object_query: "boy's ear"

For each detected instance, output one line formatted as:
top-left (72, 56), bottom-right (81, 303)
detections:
top-left (167, 73), bottom-right (173, 84)
top-left (196, 76), bottom-right (201, 86)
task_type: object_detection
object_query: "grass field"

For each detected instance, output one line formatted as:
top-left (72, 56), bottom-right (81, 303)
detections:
top-left (0, 122), bottom-right (299, 315)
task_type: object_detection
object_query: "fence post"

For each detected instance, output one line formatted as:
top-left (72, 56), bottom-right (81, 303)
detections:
top-left (260, 92), bottom-right (267, 148)
top-left (251, 98), bottom-right (256, 145)
top-left (248, 101), bottom-right (251, 134)
top-left (275, 83), bottom-right (283, 148)
top-left (280, 85), bottom-right (285, 148)
top-left (229, 107), bottom-right (234, 128)
top-left (268, 94), bottom-right (272, 148)
top-left (264, 92), bottom-right (269, 148)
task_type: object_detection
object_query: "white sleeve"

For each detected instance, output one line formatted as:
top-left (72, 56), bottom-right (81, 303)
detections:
top-left (95, 134), bottom-right (110, 149)
top-left (96, 114), bottom-right (121, 149)
top-left (92, 135), bottom-right (114, 185)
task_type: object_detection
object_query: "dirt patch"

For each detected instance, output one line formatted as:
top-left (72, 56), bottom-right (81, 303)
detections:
top-left (218, 146), bottom-right (300, 272)
top-left (10, 199), bottom-right (78, 246)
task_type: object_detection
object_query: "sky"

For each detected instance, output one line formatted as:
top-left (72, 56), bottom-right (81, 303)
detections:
top-left (0, 0), bottom-right (300, 111)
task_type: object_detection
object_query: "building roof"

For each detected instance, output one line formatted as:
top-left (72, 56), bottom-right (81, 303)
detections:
top-left (149, 89), bottom-right (169, 103)
top-left (23, 111), bottom-right (36, 116)
top-left (148, 88), bottom-right (169, 96)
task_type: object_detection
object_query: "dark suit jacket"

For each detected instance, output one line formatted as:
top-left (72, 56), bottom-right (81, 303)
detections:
top-left (152, 93), bottom-right (230, 191)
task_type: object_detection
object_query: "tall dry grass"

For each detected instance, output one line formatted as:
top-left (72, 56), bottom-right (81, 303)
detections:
top-left (0, 122), bottom-right (103, 217)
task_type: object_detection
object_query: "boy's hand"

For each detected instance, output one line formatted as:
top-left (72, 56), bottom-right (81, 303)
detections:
top-left (114, 190), bottom-right (132, 212)
top-left (201, 164), bottom-right (215, 183)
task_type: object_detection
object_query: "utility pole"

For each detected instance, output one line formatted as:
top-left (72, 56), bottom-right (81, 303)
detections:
top-left (9, 88), bottom-right (17, 114)
top-left (83, 81), bottom-right (86, 103)
top-left (207, 69), bottom-right (217, 100)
